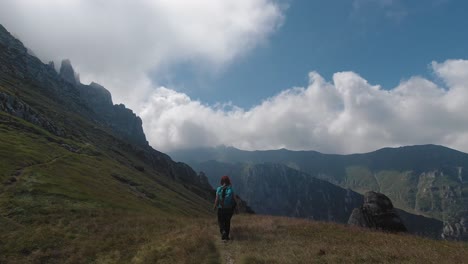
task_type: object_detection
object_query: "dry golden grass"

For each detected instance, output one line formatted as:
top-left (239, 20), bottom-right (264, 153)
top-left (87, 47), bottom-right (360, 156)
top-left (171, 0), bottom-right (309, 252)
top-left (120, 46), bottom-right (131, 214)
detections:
top-left (1, 211), bottom-right (220, 264)
top-left (214, 214), bottom-right (468, 264)
top-left (2, 208), bottom-right (468, 263)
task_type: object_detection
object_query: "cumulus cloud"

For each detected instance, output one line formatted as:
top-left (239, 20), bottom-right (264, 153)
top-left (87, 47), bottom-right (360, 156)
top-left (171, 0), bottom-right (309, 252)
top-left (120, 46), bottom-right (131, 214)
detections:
top-left (0, 0), bottom-right (284, 106)
top-left (140, 59), bottom-right (468, 153)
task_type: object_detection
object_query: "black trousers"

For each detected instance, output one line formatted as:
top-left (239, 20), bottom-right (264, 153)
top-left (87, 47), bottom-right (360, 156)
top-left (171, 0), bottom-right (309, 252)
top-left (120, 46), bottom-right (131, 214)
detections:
top-left (217, 208), bottom-right (234, 237)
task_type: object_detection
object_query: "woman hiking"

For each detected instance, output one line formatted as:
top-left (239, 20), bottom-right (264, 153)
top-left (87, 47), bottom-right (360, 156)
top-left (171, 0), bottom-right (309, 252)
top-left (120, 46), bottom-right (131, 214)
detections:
top-left (213, 175), bottom-right (237, 241)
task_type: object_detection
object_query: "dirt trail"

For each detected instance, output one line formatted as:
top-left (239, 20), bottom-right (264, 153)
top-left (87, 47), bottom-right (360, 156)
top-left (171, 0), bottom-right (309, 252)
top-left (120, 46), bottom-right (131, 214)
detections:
top-left (217, 240), bottom-right (235, 264)
top-left (214, 235), bottom-right (236, 264)
top-left (225, 249), bottom-right (235, 264)
top-left (5, 146), bottom-right (83, 187)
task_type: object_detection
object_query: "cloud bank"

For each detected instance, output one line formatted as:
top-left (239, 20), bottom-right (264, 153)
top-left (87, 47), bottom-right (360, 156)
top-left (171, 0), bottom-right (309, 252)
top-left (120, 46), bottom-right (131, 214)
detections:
top-left (140, 59), bottom-right (468, 154)
top-left (2, 1), bottom-right (468, 154)
top-left (0, 0), bottom-right (284, 106)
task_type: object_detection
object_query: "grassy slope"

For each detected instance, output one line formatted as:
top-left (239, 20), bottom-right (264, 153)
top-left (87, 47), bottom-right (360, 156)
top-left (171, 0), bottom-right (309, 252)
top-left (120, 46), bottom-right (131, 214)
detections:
top-left (0, 72), bottom-right (218, 263)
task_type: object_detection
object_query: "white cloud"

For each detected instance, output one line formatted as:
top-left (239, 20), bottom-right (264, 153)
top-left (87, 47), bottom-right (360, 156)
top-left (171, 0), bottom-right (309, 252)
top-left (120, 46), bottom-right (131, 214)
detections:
top-left (140, 59), bottom-right (468, 154)
top-left (0, 0), bottom-right (284, 107)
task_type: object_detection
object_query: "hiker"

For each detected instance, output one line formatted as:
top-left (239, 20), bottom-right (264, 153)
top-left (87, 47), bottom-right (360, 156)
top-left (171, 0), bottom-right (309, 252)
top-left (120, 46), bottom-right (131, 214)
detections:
top-left (213, 175), bottom-right (238, 241)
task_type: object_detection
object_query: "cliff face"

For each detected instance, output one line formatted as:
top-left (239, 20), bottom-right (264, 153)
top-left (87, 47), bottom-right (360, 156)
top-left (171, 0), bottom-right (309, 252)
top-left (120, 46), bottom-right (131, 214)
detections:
top-left (0, 91), bottom-right (64, 136)
top-left (58, 59), bottom-right (148, 147)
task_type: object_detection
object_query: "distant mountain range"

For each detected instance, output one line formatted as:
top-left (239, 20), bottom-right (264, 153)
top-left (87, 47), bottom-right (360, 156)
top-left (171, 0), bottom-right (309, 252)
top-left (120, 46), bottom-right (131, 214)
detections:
top-left (170, 145), bottom-right (468, 240)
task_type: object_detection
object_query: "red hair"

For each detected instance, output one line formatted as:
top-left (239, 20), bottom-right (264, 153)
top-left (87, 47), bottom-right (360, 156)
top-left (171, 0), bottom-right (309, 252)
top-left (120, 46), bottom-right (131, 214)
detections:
top-left (220, 175), bottom-right (231, 186)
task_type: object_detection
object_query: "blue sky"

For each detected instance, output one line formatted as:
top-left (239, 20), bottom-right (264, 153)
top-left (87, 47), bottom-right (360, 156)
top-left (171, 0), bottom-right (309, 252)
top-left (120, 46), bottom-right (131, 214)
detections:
top-left (163, 0), bottom-right (468, 108)
top-left (2, 0), bottom-right (468, 153)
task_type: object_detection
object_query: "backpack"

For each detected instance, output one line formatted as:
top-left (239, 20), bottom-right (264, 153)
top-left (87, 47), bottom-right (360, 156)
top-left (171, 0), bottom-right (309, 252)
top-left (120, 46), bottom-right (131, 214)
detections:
top-left (219, 186), bottom-right (236, 209)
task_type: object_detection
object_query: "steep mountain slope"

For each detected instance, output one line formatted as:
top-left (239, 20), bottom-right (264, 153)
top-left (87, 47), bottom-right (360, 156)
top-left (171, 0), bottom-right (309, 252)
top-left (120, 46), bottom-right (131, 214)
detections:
top-left (0, 24), bottom-right (218, 262)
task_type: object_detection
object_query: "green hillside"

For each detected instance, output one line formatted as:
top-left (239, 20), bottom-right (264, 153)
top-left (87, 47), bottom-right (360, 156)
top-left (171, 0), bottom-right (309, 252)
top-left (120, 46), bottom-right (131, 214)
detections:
top-left (0, 86), bottom-right (218, 263)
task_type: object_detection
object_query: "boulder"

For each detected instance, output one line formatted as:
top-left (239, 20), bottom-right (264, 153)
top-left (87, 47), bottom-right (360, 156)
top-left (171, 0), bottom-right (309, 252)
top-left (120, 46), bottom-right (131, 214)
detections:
top-left (348, 191), bottom-right (407, 233)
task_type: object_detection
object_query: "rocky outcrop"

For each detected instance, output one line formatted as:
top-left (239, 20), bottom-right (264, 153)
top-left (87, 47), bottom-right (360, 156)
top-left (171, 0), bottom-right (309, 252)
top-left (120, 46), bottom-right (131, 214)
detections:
top-left (110, 104), bottom-right (147, 146)
top-left (348, 191), bottom-right (407, 233)
top-left (0, 92), bottom-right (64, 136)
top-left (87, 82), bottom-right (113, 105)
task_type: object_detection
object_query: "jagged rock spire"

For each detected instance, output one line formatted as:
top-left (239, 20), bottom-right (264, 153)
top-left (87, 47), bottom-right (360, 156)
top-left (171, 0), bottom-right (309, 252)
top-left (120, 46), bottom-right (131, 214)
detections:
top-left (59, 59), bottom-right (80, 85)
